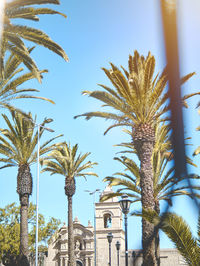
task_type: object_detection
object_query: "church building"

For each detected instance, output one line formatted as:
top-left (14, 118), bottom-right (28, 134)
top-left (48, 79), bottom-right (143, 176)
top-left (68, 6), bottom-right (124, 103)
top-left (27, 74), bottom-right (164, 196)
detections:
top-left (45, 186), bottom-right (187, 266)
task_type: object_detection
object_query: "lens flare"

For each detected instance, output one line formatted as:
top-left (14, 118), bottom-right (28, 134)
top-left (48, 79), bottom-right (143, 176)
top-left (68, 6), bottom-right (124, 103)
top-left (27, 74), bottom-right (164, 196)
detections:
top-left (0, 0), bottom-right (5, 57)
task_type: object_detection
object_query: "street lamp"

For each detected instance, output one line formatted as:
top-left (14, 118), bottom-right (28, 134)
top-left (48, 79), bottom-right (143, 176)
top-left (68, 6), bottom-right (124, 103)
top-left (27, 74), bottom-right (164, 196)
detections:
top-left (25, 117), bottom-right (54, 266)
top-left (35, 123), bottom-right (54, 266)
top-left (119, 194), bottom-right (131, 266)
top-left (107, 232), bottom-right (113, 266)
top-left (85, 189), bottom-right (100, 266)
top-left (115, 241), bottom-right (120, 266)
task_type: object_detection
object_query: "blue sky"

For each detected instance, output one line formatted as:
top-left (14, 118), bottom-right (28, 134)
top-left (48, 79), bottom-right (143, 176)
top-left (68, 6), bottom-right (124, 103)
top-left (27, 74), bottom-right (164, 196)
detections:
top-left (1, 0), bottom-right (200, 250)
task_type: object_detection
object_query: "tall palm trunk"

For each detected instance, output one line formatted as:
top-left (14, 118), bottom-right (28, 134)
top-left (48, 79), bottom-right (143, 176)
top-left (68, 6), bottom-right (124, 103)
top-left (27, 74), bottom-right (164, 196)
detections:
top-left (17, 164), bottom-right (32, 262)
top-left (65, 178), bottom-right (76, 266)
top-left (67, 195), bottom-right (75, 266)
top-left (134, 125), bottom-right (156, 266)
top-left (19, 194), bottom-right (29, 258)
top-left (155, 200), bottom-right (160, 266)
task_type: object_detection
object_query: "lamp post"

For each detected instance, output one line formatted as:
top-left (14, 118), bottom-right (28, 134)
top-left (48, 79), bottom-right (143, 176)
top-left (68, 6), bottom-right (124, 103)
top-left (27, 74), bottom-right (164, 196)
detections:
top-left (115, 241), bottom-right (120, 266)
top-left (85, 189), bottom-right (100, 266)
top-left (119, 194), bottom-right (131, 266)
top-left (107, 232), bottom-right (113, 266)
top-left (35, 122), bottom-right (54, 266)
top-left (25, 117), bottom-right (54, 266)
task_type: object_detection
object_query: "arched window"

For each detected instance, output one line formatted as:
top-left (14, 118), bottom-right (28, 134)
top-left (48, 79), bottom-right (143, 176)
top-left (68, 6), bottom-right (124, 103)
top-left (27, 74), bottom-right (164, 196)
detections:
top-left (103, 213), bottom-right (112, 228)
top-left (76, 261), bottom-right (83, 266)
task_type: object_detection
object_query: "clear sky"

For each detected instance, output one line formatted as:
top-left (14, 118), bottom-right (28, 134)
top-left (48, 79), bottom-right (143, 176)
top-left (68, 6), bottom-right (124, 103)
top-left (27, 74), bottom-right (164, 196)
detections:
top-left (1, 0), bottom-right (200, 250)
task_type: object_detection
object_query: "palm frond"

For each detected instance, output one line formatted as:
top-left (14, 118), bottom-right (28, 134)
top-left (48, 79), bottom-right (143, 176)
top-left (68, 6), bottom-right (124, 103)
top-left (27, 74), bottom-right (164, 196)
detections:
top-left (3, 0), bottom-right (68, 80)
top-left (159, 213), bottom-right (200, 266)
top-left (41, 142), bottom-right (98, 184)
top-left (0, 112), bottom-right (59, 168)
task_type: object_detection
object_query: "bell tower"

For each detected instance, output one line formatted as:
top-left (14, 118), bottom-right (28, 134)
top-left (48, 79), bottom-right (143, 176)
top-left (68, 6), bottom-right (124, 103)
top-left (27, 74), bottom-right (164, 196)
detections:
top-left (95, 186), bottom-right (125, 266)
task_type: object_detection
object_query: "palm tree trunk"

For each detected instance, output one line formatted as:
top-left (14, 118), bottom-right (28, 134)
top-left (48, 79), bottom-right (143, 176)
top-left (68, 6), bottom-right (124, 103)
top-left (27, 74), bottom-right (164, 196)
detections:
top-left (68, 195), bottom-right (75, 266)
top-left (155, 200), bottom-right (160, 266)
top-left (17, 164), bottom-right (32, 265)
top-left (19, 194), bottom-right (29, 259)
top-left (135, 139), bottom-right (156, 266)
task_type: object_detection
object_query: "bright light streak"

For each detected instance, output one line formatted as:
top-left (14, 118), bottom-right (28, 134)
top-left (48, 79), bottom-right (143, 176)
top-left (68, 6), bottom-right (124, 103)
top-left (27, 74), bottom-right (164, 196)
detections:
top-left (0, 0), bottom-right (5, 57)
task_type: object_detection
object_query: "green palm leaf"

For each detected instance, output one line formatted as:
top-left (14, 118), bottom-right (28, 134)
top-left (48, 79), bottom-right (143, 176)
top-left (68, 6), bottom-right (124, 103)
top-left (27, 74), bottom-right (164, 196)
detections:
top-left (2, 0), bottom-right (68, 81)
top-left (0, 111), bottom-right (61, 166)
top-left (0, 52), bottom-right (54, 115)
top-left (41, 142), bottom-right (98, 181)
top-left (159, 213), bottom-right (200, 266)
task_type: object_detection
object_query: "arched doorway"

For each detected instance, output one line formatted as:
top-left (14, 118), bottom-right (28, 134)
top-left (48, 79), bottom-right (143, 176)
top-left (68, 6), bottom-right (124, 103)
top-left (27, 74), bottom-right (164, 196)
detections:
top-left (76, 260), bottom-right (83, 266)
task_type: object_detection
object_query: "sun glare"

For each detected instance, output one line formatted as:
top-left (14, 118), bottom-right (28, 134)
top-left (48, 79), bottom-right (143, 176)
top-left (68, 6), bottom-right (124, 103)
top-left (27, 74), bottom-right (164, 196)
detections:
top-left (0, 0), bottom-right (5, 56)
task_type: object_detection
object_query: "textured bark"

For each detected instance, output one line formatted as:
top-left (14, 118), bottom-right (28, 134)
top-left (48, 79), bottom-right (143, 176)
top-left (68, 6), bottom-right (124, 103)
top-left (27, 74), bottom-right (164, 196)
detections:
top-left (65, 177), bottom-right (76, 266)
top-left (17, 164), bottom-right (32, 195)
top-left (65, 178), bottom-right (75, 197)
top-left (19, 194), bottom-right (29, 261)
top-left (67, 195), bottom-right (75, 266)
top-left (155, 200), bottom-right (160, 266)
top-left (17, 164), bottom-right (32, 265)
top-left (134, 134), bottom-right (156, 266)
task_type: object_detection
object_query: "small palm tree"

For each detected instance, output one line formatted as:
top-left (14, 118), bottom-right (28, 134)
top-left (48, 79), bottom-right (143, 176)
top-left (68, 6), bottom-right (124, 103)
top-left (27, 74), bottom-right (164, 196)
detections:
top-left (0, 50), bottom-right (54, 116)
top-left (0, 111), bottom-right (62, 262)
top-left (75, 51), bottom-right (195, 265)
top-left (41, 143), bottom-right (98, 266)
top-left (1, 0), bottom-right (68, 81)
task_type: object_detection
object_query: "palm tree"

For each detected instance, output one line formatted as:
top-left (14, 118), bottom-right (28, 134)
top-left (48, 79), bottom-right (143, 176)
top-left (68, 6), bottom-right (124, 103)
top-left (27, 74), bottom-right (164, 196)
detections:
top-left (1, 0), bottom-right (68, 82)
top-left (142, 211), bottom-right (200, 266)
top-left (102, 123), bottom-right (200, 265)
top-left (0, 49), bottom-right (54, 115)
top-left (0, 111), bottom-right (62, 262)
top-left (41, 143), bottom-right (98, 266)
top-left (75, 50), bottom-right (195, 265)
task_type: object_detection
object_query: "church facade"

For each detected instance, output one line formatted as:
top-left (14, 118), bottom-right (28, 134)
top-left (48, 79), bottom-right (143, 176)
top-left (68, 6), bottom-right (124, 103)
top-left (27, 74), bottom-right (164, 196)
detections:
top-left (45, 186), bottom-right (187, 266)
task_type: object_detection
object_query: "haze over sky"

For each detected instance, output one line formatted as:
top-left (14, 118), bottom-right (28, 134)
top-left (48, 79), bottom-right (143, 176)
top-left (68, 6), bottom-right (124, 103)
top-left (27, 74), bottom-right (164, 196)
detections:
top-left (1, 0), bottom-right (200, 249)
